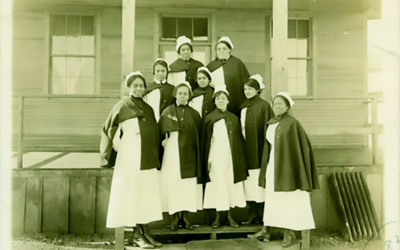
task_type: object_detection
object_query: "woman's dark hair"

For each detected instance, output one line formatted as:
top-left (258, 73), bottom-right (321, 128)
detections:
top-left (273, 95), bottom-right (291, 109)
top-left (173, 83), bottom-right (193, 100)
top-left (196, 70), bottom-right (212, 82)
top-left (126, 75), bottom-right (147, 88)
top-left (213, 91), bottom-right (229, 102)
top-left (152, 60), bottom-right (169, 75)
top-left (244, 79), bottom-right (261, 91)
top-left (217, 41), bottom-right (232, 50)
top-left (178, 43), bottom-right (193, 54)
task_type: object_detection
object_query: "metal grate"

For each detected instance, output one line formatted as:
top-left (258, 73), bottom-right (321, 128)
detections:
top-left (328, 172), bottom-right (380, 242)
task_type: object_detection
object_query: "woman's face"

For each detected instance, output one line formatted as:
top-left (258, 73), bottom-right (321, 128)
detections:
top-left (216, 43), bottom-right (231, 60)
top-left (273, 97), bottom-right (289, 115)
top-left (215, 93), bottom-right (229, 111)
top-left (244, 85), bottom-right (258, 99)
top-left (176, 86), bottom-right (190, 105)
top-left (179, 44), bottom-right (192, 61)
top-left (129, 78), bottom-right (145, 98)
top-left (197, 72), bottom-right (210, 88)
top-left (154, 64), bottom-right (167, 81)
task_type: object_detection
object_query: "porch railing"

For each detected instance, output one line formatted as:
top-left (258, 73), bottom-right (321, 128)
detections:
top-left (15, 94), bottom-right (383, 169)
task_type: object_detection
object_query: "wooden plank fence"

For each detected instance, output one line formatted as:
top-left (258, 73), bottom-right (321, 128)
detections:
top-left (12, 167), bottom-right (383, 236)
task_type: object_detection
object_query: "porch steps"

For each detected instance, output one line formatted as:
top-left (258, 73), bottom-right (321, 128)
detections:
top-left (118, 226), bottom-right (305, 250)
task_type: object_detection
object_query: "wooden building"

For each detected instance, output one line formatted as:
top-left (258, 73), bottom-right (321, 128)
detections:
top-left (12, 0), bottom-right (383, 236)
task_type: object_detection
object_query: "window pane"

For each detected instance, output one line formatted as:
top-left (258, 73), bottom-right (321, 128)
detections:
top-left (79, 77), bottom-right (95, 94)
top-left (66, 57), bottom-right (80, 77)
top-left (52, 77), bottom-right (66, 94)
top-left (66, 76), bottom-right (79, 94)
top-left (178, 18), bottom-right (192, 38)
top-left (53, 15), bottom-right (66, 36)
top-left (296, 39), bottom-right (309, 57)
top-left (288, 20), bottom-right (296, 38)
top-left (296, 60), bottom-right (308, 78)
top-left (287, 39), bottom-right (297, 58)
top-left (80, 58), bottom-right (95, 76)
top-left (162, 17), bottom-right (176, 40)
top-left (52, 36), bottom-right (66, 55)
top-left (298, 20), bottom-right (309, 38)
top-left (80, 36), bottom-right (94, 55)
top-left (287, 60), bottom-right (297, 78)
top-left (67, 15), bottom-right (80, 36)
top-left (193, 18), bottom-right (208, 41)
top-left (66, 36), bottom-right (80, 55)
top-left (52, 57), bottom-right (66, 76)
top-left (81, 16), bottom-right (94, 36)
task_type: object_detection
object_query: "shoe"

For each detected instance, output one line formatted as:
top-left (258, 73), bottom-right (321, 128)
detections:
top-left (212, 211), bottom-right (221, 229)
top-left (182, 211), bottom-right (194, 230)
top-left (170, 213), bottom-right (179, 231)
top-left (227, 210), bottom-right (239, 228)
top-left (242, 202), bottom-right (260, 225)
top-left (282, 229), bottom-right (296, 248)
top-left (242, 217), bottom-right (262, 225)
top-left (140, 224), bottom-right (162, 247)
top-left (247, 226), bottom-right (271, 242)
top-left (132, 226), bottom-right (154, 249)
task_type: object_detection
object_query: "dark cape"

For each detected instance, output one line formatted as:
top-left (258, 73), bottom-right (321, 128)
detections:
top-left (143, 81), bottom-right (175, 116)
top-left (258, 112), bottom-right (320, 191)
top-left (201, 108), bottom-right (248, 184)
top-left (239, 95), bottom-right (274, 170)
top-left (190, 85), bottom-right (216, 118)
top-left (100, 96), bottom-right (161, 170)
top-left (158, 104), bottom-right (203, 180)
top-left (207, 56), bottom-right (250, 117)
top-left (170, 58), bottom-right (204, 90)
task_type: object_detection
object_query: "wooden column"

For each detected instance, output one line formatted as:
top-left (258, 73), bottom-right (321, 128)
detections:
top-left (271, 0), bottom-right (288, 95)
top-left (121, 0), bottom-right (136, 96)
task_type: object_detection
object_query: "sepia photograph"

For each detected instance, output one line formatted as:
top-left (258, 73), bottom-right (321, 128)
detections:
top-left (1, 0), bottom-right (399, 249)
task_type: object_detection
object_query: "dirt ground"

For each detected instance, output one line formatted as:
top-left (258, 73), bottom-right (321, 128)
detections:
top-left (10, 230), bottom-right (387, 250)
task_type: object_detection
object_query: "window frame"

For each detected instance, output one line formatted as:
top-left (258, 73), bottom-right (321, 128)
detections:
top-left (267, 13), bottom-right (317, 97)
top-left (46, 11), bottom-right (101, 95)
top-left (154, 8), bottom-right (217, 60)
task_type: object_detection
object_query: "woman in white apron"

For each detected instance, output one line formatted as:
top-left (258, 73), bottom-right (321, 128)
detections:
top-left (100, 72), bottom-right (163, 249)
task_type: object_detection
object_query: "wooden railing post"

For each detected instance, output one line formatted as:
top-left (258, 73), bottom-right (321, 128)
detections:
top-left (370, 98), bottom-right (378, 165)
top-left (17, 96), bottom-right (25, 168)
top-left (115, 227), bottom-right (125, 250)
top-left (301, 230), bottom-right (310, 249)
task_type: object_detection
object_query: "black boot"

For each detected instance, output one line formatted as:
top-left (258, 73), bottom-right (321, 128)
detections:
top-left (242, 201), bottom-right (259, 225)
top-left (170, 212), bottom-right (179, 231)
top-left (247, 226), bottom-right (271, 242)
top-left (227, 209), bottom-right (239, 228)
top-left (132, 226), bottom-right (154, 249)
top-left (140, 224), bottom-right (162, 247)
top-left (182, 211), bottom-right (194, 230)
top-left (212, 211), bottom-right (221, 229)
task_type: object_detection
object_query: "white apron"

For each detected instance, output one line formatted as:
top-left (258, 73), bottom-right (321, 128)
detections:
top-left (106, 118), bottom-right (163, 227)
top-left (203, 119), bottom-right (246, 211)
top-left (241, 107), bottom-right (265, 202)
top-left (262, 123), bottom-right (315, 230)
top-left (159, 131), bottom-right (203, 214)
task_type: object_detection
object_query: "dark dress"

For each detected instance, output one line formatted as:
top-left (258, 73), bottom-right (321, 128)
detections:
top-left (207, 56), bottom-right (250, 117)
top-left (169, 58), bottom-right (204, 90)
top-left (189, 85), bottom-right (216, 118)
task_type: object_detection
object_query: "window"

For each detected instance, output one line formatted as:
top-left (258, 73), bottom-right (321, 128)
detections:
top-left (50, 15), bottom-right (96, 94)
top-left (271, 18), bottom-right (312, 96)
top-left (161, 17), bottom-right (209, 41)
top-left (287, 19), bottom-right (311, 96)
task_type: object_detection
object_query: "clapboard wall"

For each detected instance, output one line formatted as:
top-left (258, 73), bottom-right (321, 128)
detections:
top-left (12, 167), bottom-right (383, 235)
top-left (12, 1), bottom-right (370, 150)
